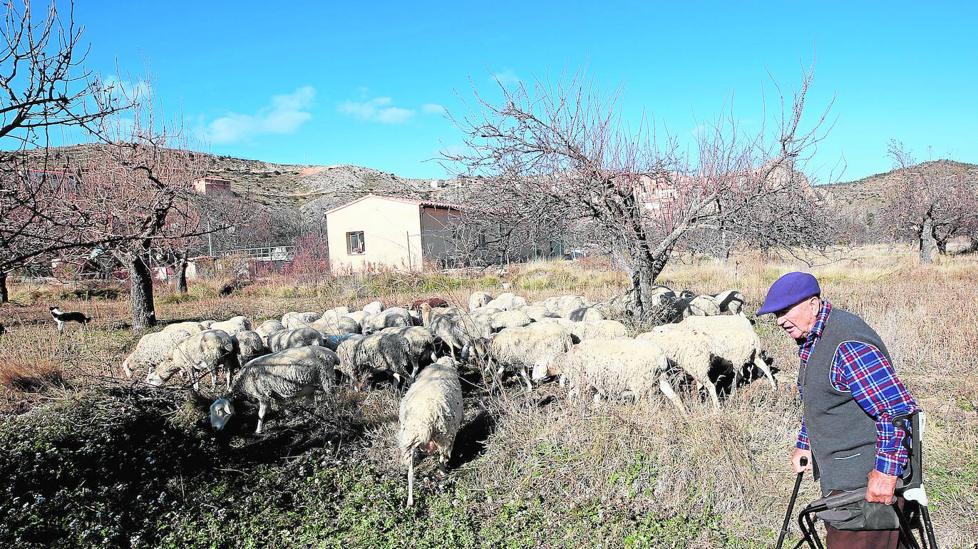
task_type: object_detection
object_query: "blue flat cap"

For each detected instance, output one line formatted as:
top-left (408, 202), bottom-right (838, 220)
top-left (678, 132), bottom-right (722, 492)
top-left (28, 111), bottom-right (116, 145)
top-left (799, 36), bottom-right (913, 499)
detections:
top-left (757, 272), bottom-right (821, 315)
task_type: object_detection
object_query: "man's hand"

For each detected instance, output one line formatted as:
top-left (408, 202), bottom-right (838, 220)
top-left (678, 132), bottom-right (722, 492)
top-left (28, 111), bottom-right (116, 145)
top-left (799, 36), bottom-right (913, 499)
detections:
top-left (865, 469), bottom-right (897, 504)
top-left (791, 448), bottom-right (812, 474)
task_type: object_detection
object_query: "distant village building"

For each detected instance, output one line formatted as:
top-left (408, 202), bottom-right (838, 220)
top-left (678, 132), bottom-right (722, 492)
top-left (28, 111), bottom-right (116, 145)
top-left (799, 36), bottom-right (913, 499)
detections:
top-left (324, 194), bottom-right (462, 272)
top-left (192, 176), bottom-right (232, 196)
top-left (324, 194), bottom-right (562, 272)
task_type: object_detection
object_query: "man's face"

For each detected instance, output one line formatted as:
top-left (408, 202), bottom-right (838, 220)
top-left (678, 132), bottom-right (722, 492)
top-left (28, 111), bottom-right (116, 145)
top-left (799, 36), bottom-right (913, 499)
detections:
top-left (774, 296), bottom-right (821, 341)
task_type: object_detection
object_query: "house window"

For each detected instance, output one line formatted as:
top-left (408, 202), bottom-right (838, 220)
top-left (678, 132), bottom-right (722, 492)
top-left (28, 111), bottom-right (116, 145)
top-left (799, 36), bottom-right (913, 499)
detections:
top-left (346, 231), bottom-right (365, 255)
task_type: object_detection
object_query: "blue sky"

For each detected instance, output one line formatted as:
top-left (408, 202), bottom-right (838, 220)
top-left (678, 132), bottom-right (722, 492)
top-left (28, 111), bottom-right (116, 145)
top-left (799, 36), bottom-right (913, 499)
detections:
top-left (72, 1), bottom-right (977, 183)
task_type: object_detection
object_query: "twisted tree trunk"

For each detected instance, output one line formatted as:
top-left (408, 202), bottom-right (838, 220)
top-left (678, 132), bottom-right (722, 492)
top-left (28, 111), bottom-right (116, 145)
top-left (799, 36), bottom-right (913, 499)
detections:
top-left (918, 211), bottom-right (936, 264)
top-left (0, 270), bottom-right (8, 304)
top-left (176, 253), bottom-right (189, 294)
top-left (127, 253), bottom-right (156, 331)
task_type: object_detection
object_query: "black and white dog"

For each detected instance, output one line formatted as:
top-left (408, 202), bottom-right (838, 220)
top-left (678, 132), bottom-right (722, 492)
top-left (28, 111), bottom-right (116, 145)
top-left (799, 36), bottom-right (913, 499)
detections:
top-left (49, 306), bottom-right (92, 332)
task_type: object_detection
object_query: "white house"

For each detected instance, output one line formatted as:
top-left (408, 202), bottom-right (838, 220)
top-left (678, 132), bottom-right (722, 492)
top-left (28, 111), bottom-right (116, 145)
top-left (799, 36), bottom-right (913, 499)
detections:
top-left (324, 194), bottom-right (464, 272)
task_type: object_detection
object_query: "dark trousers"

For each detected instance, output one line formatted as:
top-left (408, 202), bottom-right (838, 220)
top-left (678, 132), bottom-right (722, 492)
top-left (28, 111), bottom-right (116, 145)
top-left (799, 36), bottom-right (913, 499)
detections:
top-left (824, 492), bottom-right (907, 549)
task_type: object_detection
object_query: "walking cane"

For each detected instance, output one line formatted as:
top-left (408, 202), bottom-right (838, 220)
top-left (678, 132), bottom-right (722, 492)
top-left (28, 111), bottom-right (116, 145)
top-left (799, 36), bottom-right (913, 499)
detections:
top-left (775, 456), bottom-right (808, 549)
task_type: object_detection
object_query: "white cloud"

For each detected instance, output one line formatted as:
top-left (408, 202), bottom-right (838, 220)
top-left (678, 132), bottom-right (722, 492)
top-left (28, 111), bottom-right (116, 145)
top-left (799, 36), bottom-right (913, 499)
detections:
top-left (338, 96), bottom-right (416, 124)
top-left (203, 86), bottom-right (316, 144)
top-left (102, 75), bottom-right (151, 102)
top-left (490, 69), bottom-right (521, 86)
top-left (421, 103), bottom-right (447, 115)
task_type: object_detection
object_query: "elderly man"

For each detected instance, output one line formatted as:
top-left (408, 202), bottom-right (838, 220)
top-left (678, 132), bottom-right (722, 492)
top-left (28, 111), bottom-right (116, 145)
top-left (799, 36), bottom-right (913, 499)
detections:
top-left (757, 272), bottom-right (919, 549)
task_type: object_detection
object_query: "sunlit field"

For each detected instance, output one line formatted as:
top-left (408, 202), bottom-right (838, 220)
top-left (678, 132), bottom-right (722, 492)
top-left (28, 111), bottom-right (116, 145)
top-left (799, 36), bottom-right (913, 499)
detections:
top-left (1, 245), bottom-right (975, 547)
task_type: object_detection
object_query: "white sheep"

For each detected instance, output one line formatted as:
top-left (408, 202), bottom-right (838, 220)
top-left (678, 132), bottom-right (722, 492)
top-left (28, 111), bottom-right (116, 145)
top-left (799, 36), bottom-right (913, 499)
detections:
top-left (362, 300), bottom-right (385, 316)
top-left (398, 356), bottom-right (463, 507)
top-left (364, 307), bottom-right (412, 334)
top-left (209, 345), bottom-right (338, 434)
top-left (522, 305), bottom-right (558, 321)
top-left (567, 307), bottom-right (604, 322)
top-left (353, 332), bottom-right (412, 388)
top-left (162, 321), bottom-right (207, 334)
top-left (556, 295), bottom-right (589, 318)
top-left (381, 326), bottom-right (435, 377)
top-left (485, 292), bottom-right (527, 311)
top-left (468, 291), bottom-right (492, 311)
top-left (146, 330), bottom-right (236, 390)
top-left (555, 338), bottom-right (686, 413)
top-left (421, 304), bottom-right (492, 360)
top-left (208, 315), bottom-right (252, 337)
top-left (637, 327), bottom-right (723, 409)
top-left (255, 319), bottom-right (286, 345)
top-left (281, 311), bottom-right (320, 330)
top-left (711, 290), bottom-right (745, 315)
top-left (489, 309), bottom-right (533, 332)
top-left (269, 327), bottom-right (327, 352)
top-left (122, 327), bottom-right (196, 378)
top-left (541, 318), bottom-right (629, 343)
top-left (489, 322), bottom-right (574, 390)
top-left (677, 315), bottom-right (776, 390)
top-left (232, 330), bottom-right (269, 368)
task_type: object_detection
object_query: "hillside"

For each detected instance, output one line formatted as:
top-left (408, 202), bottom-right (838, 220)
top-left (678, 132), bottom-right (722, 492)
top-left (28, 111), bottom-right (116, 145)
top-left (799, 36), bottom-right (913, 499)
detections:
top-left (820, 159), bottom-right (978, 211)
top-left (41, 144), bottom-right (462, 224)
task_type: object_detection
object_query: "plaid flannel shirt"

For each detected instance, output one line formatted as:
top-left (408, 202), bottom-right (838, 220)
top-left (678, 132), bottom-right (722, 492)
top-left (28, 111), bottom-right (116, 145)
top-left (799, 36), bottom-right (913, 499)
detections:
top-left (795, 300), bottom-right (919, 477)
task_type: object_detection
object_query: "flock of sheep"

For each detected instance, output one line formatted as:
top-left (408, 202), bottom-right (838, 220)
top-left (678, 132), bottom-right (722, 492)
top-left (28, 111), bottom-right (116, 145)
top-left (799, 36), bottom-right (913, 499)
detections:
top-left (121, 285), bottom-right (775, 506)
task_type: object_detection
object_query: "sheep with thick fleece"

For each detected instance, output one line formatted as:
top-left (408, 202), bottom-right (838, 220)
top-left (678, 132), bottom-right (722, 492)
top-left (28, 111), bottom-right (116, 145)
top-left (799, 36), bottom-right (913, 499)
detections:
top-left (281, 311), bottom-right (320, 330)
top-left (485, 292), bottom-right (527, 311)
top-left (334, 334), bottom-right (364, 382)
top-left (146, 330), bottom-right (236, 390)
top-left (711, 290), bottom-right (745, 315)
top-left (489, 322), bottom-right (574, 390)
top-left (364, 307), bottom-right (412, 334)
top-left (269, 327), bottom-right (327, 352)
top-left (209, 315), bottom-right (252, 337)
top-left (556, 295), bottom-right (589, 318)
top-left (209, 345), bottom-right (337, 434)
top-left (381, 326), bottom-right (435, 377)
top-left (468, 291), bottom-right (492, 311)
top-left (555, 338), bottom-right (686, 413)
top-left (122, 327), bottom-right (196, 378)
top-left (522, 305), bottom-right (558, 321)
top-left (353, 332), bottom-right (413, 388)
top-left (677, 315), bottom-right (776, 390)
top-left (362, 300), bottom-right (385, 316)
top-left (255, 319), bottom-right (286, 345)
top-left (397, 356), bottom-right (463, 507)
top-left (163, 321), bottom-right (207, 334)
top-left (232, 330), bottom-right (269, 368)
top-left (636, 327), bottom-right (723, 409)
top-left (489, 309), bottom-right (533, 332)
top-left (568, 307), bottom-right (604, 322)
top-left (541, 318), bottom-right (628, 343)
top-left (314, 307), bottom-right (354, 333)
top-left (421, 304), bottom-right (492, 360)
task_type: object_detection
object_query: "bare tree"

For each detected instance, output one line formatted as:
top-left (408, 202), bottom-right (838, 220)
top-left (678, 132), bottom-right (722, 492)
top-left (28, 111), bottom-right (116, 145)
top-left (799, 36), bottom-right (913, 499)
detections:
top-left (448, 72), bottom-right (831, 318)
top-left (0, 0), bottom-right (130, 302)
top-left (884, 140), bottom-right (978, 263)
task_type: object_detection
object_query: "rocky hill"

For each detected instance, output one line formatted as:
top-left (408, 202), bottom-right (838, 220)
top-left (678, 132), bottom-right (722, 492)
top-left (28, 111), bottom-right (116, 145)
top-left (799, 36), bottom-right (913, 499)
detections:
top-left (820, 159), bottom-right (978, 213)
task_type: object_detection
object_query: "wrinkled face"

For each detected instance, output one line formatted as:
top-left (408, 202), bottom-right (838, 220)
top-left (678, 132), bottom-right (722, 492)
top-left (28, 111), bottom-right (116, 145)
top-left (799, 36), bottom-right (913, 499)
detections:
top-left (774, 296), bottom-right (821, 341)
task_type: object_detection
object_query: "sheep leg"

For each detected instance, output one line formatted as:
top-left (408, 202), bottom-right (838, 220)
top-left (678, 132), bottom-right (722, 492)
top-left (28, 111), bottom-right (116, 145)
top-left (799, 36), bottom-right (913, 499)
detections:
top-left (519, 368), bottom-right (533, 393)
top-left (754, 357), bottom-right (777, 390)
top-left (659, 376), bottom-right (687, 415)
top-left (256, 400), bottom-right (268, 435)
top-left (704, 379), bottom-right (721, 410)
top-left (407, 446), bottom-right (417, 507)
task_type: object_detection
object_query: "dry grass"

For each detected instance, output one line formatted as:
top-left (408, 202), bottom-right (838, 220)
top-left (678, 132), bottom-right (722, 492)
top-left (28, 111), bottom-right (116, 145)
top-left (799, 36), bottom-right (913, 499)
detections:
top-left (1, 247), bottom-right (977, 546)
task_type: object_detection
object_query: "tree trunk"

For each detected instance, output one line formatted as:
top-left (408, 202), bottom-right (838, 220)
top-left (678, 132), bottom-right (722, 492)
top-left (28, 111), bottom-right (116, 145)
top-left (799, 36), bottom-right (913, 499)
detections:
top-left (628, 242), bottom-right (672, 320)
top-left (128, 253), bottom-right (156, 331)
top-left (176, 254), bottom-right (189, 294)
top-left (918, 213), bottom-right (936, 264)
top-left (0, 270), bottom-right (8, 304)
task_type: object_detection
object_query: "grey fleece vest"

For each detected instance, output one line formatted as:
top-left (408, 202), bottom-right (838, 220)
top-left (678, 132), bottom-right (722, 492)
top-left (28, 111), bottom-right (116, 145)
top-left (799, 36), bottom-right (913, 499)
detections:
top-left (800, 308), bottom-right (892, 494)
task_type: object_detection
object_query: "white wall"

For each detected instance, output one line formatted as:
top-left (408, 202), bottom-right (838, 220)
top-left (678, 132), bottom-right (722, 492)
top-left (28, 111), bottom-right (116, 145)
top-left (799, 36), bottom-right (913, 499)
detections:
top-left (325, 196), bottom-right (423, 272)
